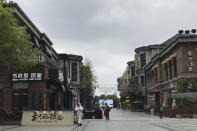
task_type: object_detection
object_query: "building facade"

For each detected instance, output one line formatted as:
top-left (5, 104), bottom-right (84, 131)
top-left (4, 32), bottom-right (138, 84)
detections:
top-left (58, 54), bottom-right (83, 109)
top-left (135, 45), bottom-right (165, 103)
top-left (0, 2), bottom-right (74, 112)
top-left (145, 31), bottom-right (197, 113)
top-left (118, 61), bottom-right (136, 108)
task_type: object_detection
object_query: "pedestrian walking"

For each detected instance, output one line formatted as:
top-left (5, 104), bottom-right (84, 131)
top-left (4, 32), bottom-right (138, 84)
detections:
top-left (159, 106), bottom-right (163, 119)
top-left (151, 108), bottom-right (154, 116)
top-left (75, 102), bottom-right (84, 126)
top-left (104, 103), bottom-right (110, 120)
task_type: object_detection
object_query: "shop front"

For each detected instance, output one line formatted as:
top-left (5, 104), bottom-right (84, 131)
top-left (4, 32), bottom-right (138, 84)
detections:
top-left (11, 72), bottom-right (47, 111)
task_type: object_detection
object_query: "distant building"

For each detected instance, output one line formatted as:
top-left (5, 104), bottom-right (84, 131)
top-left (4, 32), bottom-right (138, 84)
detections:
top-left (118, 61), bottom-right (136, 108)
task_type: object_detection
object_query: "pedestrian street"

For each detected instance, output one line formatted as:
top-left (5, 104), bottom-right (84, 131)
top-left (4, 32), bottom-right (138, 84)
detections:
top-left (82, 109), bottom-right (197, 131)
top-left (0, 109), bottom-right (197, 131)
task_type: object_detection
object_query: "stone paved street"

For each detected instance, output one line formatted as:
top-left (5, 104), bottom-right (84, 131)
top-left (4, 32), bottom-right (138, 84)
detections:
top-left (0, 109), bottom-right (197, 131)
top-left (82, 109), bottom-right (197, 131)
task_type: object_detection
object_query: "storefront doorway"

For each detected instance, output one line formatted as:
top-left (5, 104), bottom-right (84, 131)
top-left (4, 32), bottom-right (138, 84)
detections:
top-left (13, 82), bottom-right (28, 110)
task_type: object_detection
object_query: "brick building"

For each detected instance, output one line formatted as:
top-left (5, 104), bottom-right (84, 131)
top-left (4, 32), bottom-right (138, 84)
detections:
top-left (145, 30), bottom-right (197, 113)
top-left (0, 2), bottom-right (61, 112)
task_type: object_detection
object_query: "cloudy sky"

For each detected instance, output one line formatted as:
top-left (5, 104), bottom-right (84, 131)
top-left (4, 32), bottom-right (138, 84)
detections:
top-left (14, 0), bottom-right (197, 92)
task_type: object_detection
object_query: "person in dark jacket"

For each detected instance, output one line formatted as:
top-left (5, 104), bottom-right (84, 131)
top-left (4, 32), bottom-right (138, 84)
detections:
top-left (104, 103), bottom-right (110, 120)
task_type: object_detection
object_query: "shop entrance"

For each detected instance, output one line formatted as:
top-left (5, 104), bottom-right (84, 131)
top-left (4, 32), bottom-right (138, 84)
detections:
top-left (13, 82), bottom-right (28, 110)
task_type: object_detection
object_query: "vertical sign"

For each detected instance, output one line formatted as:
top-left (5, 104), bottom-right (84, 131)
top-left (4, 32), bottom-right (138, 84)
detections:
top-left (188, 51), bottom-right (193, 72)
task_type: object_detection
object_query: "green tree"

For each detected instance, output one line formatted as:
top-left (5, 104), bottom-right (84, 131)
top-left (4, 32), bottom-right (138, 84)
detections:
top-left (80, 58), bottom-right (97, 109)
top-left (0, 1), bottom-right (38, 69)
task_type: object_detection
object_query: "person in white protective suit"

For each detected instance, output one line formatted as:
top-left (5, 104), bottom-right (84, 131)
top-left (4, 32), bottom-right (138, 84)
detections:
top-left (75, 102), bottom-right (84, 126)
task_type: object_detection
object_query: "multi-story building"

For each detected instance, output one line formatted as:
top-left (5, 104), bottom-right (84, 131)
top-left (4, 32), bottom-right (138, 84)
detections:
top-left (58, 54), bottom-right (83, 109)
top-left (145, 30), bottom-right (197, 115)
top-left (118, 61), bottom-right (136, 108)
top-left (135, 44), bottom-right (165, 103)
top-left (0, 2), bottom-right (61, 112)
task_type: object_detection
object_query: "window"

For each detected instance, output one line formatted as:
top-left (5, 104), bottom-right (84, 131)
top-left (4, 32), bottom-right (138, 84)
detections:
top-left (13, 92), bottom-right (28, 110)
top-left (165, 63), bottom-right (168, 81)
top-left (38, 93), bottom-right (43, 110)
top-left (131, 66), bottom-right (135, 76)
top-left (13, 82), bottom-right (28, 89)
top-left (152, 71), bottom-right (155, 86)
top-left (173, 57), bottom-right (177, 77)
top-left (71, 62), bottom-right (78, 82)
top-left (155, 68), bottom-right (158, 84)
top-left (169, 60), bottom-right (172, 79)
top-left (140, 54), bottom-right (146, 67)
top-left (141, 76), bottom-right (144, 87)
top-left (0, 83), bottom-right (2, 89)
top-left (0, 84), bottom-right (2, 109)
top-left (59, 69), bottom-right (64, 81)
top-left (32, 92), bottom-right (36, 110)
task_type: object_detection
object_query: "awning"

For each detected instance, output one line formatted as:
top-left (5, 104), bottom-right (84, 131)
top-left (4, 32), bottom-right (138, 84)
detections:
top-left (169, 53), bottom-right (176, 58)
top-left (152, 63), bottom-right (159, 70)
top-left (132, 100), bottom-right (144, 104)
top-left (162, 53), bottom-right (176, 64)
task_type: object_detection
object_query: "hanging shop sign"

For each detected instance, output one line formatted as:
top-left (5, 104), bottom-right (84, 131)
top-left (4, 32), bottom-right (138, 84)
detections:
top-left (170, 82), bottom-right (174, 89)
top-left (188, 51), bottom-right (193, 72)
top-left (72, 91), bottom-right (78, 109)
top-left (12, 73), bottom-right (43, 81)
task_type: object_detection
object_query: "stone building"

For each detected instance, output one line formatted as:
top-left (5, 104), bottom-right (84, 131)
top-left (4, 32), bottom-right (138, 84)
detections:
top-left (135, 45), bottom-right (164, 102)
top-left (145, 30), bottom-right (197, 112)
top-left (118, 61), bottom-right (135, 108)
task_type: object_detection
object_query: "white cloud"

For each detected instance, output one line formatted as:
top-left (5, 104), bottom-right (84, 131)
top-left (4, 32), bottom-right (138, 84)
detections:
top-left (14, 0), bottom-right (197, 89)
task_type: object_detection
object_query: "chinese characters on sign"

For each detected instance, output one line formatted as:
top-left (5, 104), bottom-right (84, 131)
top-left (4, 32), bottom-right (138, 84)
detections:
top-left (32, 111), bottom-right (63, 122)
top-left (12, 73), bottom-right (43, 81)
top-left (188, 51), bottom-right (193, 72)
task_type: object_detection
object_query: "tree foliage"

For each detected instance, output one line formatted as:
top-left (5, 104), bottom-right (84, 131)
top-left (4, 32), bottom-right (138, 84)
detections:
top-left (80, 58), bottom-right (97, 109)
top-left (80, 58), bottom-right (97, 95)
top-left (0, 1), bottom-right (38, 69)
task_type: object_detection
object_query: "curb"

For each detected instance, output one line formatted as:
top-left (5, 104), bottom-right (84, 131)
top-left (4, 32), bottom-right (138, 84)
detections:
top-left (0, 121), bottom-right (21, 126)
